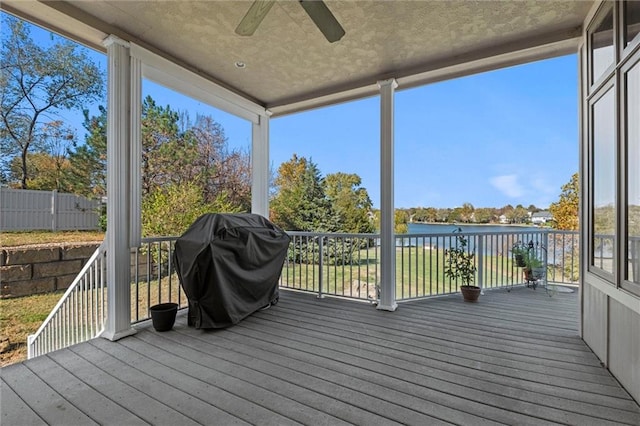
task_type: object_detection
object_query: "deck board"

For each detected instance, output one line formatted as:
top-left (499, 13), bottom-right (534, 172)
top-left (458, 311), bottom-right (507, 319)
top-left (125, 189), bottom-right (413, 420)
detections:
top-left (0, 377), bottom-right (46, 426)
top-left (2, 362), bottom-right (99, 425)
top-left (2, 286), bottom-right (639, 425)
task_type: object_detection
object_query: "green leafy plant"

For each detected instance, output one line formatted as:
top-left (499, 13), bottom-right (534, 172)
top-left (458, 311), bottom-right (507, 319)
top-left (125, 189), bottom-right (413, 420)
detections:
top-left (511, 242), bottom-right (529, 267)
top-left (512, 241), bottom-right (543, 270)
top-left (524, 252), bottom-right (543, 269)
top-left (444, 228), bottom-right (477, 287)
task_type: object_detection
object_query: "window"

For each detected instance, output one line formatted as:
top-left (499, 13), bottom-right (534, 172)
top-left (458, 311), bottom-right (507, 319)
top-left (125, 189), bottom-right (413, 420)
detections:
top-left (625, 59), bottom-right (640, 288)
top-left (587, 2), bottom-right (640, 290)
top-left (591, 4), bottom-right (615, 85)
top-left (624, 0), bottom-right (640, 47)
top-left (591, 88), bottom-right (616, 275)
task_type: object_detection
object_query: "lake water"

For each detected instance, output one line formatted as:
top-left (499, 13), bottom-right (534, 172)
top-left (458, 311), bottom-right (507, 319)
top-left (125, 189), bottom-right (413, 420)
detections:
top-left (402, 222), bottom-right (544, 253)
top-left (407, 222), bottom-right (539, 235)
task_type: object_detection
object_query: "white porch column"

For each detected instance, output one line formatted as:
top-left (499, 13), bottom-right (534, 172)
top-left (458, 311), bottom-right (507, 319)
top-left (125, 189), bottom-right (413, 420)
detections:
top-left (129, 54), bottom-right (142, 248)
top-left (251, 112), bottom-right (271, 217)
top-left (377, 78), bottom-right (398, 311)
top-left (102, 35), bottom-right (136, 341)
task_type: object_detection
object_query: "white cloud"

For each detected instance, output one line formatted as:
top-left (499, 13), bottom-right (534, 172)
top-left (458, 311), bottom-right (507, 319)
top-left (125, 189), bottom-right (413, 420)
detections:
top-left (490, 174), bottom-right (524, 198)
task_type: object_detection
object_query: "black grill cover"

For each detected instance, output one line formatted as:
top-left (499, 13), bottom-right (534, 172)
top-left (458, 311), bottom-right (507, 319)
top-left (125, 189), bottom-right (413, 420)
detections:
top-left (173, 213), bottom-right (290, 329)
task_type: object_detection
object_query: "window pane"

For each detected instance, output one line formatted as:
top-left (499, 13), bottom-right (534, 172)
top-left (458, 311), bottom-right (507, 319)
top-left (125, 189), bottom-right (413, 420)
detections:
top-left (627, 62), bottom-right (640, 283)
top-left (592, 88), bottom-right (616, 274)
top-left (625, 0), bottom-right (640, 47)
top-left (591, 6), bottom-right (614, 84)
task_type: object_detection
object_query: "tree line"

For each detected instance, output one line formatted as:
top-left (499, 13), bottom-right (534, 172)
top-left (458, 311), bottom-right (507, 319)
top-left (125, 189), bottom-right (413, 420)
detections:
top-left (398, 203), bottom-right (542, 226)
top-left (1, 14), bottom-right (579, 236)
top-left (1, 15), bottom-right (375, 237)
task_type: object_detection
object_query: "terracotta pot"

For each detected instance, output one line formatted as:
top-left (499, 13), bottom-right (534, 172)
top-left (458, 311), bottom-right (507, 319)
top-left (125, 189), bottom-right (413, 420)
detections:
top-left (149, 303), bottom-right (178, 331)
top-left (460, 285), bottom-right (481, 302)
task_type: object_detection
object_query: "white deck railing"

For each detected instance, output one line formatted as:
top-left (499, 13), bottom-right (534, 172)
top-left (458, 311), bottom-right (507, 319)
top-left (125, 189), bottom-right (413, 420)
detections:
top-left (26, 228), bottom-right (587, 358)
top-left (280, 229), bottom-right (582, 302)
top-left (131, 237), bottom-right (188, 324)
top-left (27, 242), bottom-right (107, 359)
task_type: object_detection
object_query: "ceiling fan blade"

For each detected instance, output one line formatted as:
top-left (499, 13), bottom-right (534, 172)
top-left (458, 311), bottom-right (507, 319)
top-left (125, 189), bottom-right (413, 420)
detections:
top-left (235, 0), bottom-right (276, 36)
top-left (299, 0), bottom-right (345, 43)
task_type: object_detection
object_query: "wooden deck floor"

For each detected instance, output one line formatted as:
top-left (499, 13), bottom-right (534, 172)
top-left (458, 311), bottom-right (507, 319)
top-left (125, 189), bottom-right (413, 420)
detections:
top-left (2, 287), bottom-right (639, 425)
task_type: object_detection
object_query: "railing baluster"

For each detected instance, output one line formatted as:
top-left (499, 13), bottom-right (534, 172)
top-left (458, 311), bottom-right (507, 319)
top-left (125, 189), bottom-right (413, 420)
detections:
top-left (145, 241), bottom-right (151, 317)
top-left (477, 235), bottom-right (484, 293)
top-left (157, 241), bottom-right (162, 304)
top-left (167, 242), bottom-right (172, 303)
top-left (318, 236), bottom-right (324, 297)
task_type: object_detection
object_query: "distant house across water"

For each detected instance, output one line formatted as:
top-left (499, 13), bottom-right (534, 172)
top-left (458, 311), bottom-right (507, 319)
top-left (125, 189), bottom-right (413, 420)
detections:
top-left (531, 210), bottom-right (553, 225)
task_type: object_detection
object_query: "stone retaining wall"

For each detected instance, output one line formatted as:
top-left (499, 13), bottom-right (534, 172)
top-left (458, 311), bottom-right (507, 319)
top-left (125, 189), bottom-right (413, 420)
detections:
top-left (0, 243), bottom-right (101, 298)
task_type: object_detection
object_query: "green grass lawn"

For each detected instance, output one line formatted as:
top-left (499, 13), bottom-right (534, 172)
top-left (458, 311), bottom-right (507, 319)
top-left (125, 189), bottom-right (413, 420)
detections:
top-left (0, 230), bottom-right (104, 247)
top-left (281, 245), bottom-right (521, 299)
top-left (0, 291), bottom-right (63, 366)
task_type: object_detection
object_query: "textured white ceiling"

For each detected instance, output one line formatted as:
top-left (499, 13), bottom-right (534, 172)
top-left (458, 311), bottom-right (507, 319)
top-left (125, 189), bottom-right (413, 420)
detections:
top-left (3, 1), bottom-right (592, 114)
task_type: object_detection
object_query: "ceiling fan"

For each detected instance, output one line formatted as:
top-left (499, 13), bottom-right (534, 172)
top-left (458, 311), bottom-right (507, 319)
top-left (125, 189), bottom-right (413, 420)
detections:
top-left (235, 0), bottom-right (345, 43)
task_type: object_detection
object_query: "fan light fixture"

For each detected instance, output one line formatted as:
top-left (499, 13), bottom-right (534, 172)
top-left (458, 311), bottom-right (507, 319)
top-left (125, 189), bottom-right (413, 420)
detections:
top-left (235, 0), bottom-right (345, 43)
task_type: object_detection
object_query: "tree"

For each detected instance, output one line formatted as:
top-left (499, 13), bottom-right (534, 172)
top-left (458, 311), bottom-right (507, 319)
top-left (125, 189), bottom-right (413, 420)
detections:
top-left (67, 107), bottom-right (108, 197)
top-left (549, 172), bottom-right (579, 231)
top-left (140, 96), bottom-right (181, 194)
top-left (549, 173), bottom-right (580, 282)
top-left (413, 207), bottom-right (438, 223)
top-left (507, 204), bottom-right (529, 224)
top-left (187, 114), bottom-right (251, 210)
top-left (395, 210), bottom-right (409, 234)
top-left (1, 15), bottom-right (103, 188)
top-left (460, 202), bottom-right (474, 223)
top-left (474, 207), bottom-right (496, 223)
top-left (67, 101), bottom-right (252, 232)
top-left (436, 208), bottom-right (451, 222)
top-left (141, 181), bottom-right (240, 237)
top-left (270, 154), bottom-right (334, 231)
top-left (9, 152), bottom-right (72, 191)
top-left (7, 121), bottom-right (76, 191)
top-left (324, 172), bottom-right (375, 233)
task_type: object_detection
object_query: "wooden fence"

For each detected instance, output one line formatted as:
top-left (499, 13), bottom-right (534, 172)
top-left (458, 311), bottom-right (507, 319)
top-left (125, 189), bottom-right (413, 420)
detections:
top-left (0, 188), bottom-right (101, 232)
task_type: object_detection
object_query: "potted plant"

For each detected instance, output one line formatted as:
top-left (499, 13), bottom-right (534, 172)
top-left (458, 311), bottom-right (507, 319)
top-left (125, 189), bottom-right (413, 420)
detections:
top-left (511, 241), bottom-right (529, 267)
top-left (522, 251), bottom-right (544, 283)
top-left (445, 228), bottom-right (480, 302)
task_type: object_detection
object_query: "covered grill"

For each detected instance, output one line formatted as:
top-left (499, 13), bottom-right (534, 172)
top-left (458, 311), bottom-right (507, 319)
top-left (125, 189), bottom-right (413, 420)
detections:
top-left (173, 213), bottom-right (290, 329)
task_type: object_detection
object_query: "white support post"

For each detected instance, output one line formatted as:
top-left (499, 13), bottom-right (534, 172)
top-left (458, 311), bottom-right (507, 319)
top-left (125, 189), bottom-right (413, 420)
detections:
top-left (129, 55), bottom-right (142, 248)
top-left (251, 112), bottom-right (271, 218)
top-left (377, 79), bottom-right (398, 312)
top-left (102, 35), bottom-right (136, 341)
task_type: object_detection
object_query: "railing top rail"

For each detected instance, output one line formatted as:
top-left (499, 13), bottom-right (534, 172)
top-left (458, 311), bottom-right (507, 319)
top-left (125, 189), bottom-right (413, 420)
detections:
top-left (29, 240), bottom-right (106, 342)
top-left (288, 229), bottom-right (579, 238)
top-left (143, 229), bottom-right (579, 241)
top-left (286, 231), bottom-right (380, 238)
top-left (548, 229), bottom-right (581, 235)
top-left (140, 236), bottom-right (179, 243)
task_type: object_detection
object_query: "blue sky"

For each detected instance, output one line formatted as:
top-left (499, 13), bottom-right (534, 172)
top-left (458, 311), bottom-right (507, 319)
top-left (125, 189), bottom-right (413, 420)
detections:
top-left (15, 13), bottom-right (578, 210)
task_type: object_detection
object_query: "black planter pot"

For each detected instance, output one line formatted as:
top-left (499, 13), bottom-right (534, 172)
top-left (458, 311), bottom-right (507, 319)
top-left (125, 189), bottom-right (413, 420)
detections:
top-left (460, 285), bottom-right (481, 302)
top-left (149, 303), bottom-right (178, 331)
